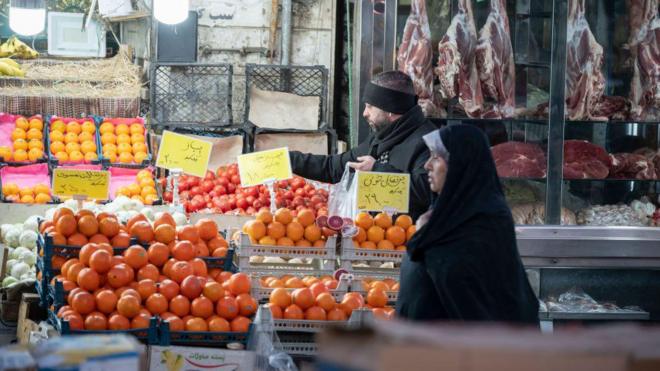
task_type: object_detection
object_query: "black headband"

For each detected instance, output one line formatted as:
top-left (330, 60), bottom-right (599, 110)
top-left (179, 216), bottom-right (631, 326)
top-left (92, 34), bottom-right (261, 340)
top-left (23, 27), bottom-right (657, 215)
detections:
top-left (363, 82), bottom-right (418, 114)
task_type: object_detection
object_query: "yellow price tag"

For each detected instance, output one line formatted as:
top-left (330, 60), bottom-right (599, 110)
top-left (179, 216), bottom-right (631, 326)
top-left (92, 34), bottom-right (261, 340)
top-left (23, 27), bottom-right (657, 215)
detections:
top-left (52, 169), bottom-right (110, 200)
top-left (155, 131), bottom-right (213, 177)
top-left (237, 147), bottom-right (293, 187)
top-left (356, 171), bottom-right (410, 213)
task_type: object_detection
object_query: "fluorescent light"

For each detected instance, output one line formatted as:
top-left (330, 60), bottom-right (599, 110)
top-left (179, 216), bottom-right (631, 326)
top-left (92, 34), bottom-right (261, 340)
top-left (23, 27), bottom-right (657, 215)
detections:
top-left (154, 0), bottom-right (189, 25)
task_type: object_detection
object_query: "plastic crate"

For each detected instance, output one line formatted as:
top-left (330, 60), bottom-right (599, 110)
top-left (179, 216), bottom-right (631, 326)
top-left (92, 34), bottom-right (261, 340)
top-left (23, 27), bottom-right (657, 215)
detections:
top-left (98, 117), bottom-right (152, 168)
top-left (48, 309), bottom-right (160, 344)
top-left (244, 64), bottom-right (328, 128)
top-left (339, 237), bottom-right (404, 262)
top-left (45, 116), bottom-right (102, 166)
top-left (250, 275), bottom-right (350, 303)
top-left (201, 248), bottom-right (236, 271)
top-left (159, 320), bottom-right (252, 347)
top-left (151, 63), bottom-right (233, 127)
top-left (0, 114), bottom-right (48, 165)
top-left (0, 163), bottom-right (60, 203)
top-left (236, 233), bottom-right (336, 260)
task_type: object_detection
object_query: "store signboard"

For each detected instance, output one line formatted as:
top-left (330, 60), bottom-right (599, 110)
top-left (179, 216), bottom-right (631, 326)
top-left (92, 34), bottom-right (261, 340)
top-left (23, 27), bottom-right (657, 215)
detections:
top-left (356, 171), bottom-right (410, 213)
top-left (155, 130), bottom-right (213, 177)
top-left (237, 147), bottom-right (292, 187)
top-left (52, 169), bottom-right (110, 200)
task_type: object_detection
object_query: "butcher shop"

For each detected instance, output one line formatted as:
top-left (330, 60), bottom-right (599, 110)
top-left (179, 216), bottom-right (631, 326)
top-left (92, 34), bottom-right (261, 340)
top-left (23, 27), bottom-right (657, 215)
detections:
top-left (1, 0), bottom-right (660, 370)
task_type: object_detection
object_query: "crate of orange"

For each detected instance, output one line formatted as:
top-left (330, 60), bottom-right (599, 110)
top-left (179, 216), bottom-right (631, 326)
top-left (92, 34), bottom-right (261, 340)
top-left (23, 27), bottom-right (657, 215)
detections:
top-left (0, 114), bottom-right (47, 165)
top-left (0, 163), bottom-right (56, 203)
top-left (251, 274), bottom-right (349, 303)
top-left (109, 167), bottom-right (162, 205)
top-left (46, 116), bottom-right (101, 166)
top-left (238, 208), bottom-right (337, 263)
top-left (340, 212), bottom-right (414, 262)
top-left (98, 117), bottom-right (151, 168)
top-left (349, 277), bottom-right (400, 304)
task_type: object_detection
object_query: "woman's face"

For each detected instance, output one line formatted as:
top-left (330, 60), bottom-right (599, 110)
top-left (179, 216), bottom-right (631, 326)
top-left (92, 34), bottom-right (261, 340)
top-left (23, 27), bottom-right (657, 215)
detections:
top-left (424, 152), bottom-right (448, 193)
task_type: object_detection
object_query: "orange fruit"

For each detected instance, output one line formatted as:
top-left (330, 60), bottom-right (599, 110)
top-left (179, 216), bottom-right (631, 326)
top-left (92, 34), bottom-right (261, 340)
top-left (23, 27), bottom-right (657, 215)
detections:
top-left (169, 261), bottom-right (194, 283)
top-left (305, 306), bottom-right (327, 321)
top-left (89, 250), bottom-right (112, 273)
top-left (146, 293), bottom-right (168, 315)
top-left (95, 290), bottom-right (118, 314)
top-left (377, 240), bottom-right (394, 250)
top-left (172, 240), bottom-right (195, 261)
top-left (81, 120), bottom-right (95, 133)
top-left (116, 133), bottom-right (131, 145)
top-left (292, 288), bottom-right (314, 310)
top-left (236, 294), bottom-right (257, 317)
top-left (137, 279), bottom-right (157, 299)
top-left (11, 128), bottom-right (26, 141)
top-left (228, 273), bottom-right (251, 296)
top-left (71, 291), bottom-right (96, 315)
top-left (355, 212), bottom-right (374, 230)
top-left (56, 214), bottom-right (77, 237)
top-left (124, 245), bottom-right (149, 269)
top-left (169, 295), bottom-right (191, 317)
top-left (65, 142), bottom-right (80, 154)
top-left (99, 122), bottom-right (114, 134)
top-left (255, 209), bottom-right (273, 224)
top-left (327, 307), bottom-right (347, 321)
top-left (285, 222), bottom-right (304, 242)
top-left (106, 264), bottom-right (131, 288)
top-left (216, 296), bottom-right (239, 320)
top-left (177, 225), bottom-right (199, 243)
top-left (385, 226), bottom-right (406, 245)
top-left (269, 288), bottom-right (291, 308)
top-left (64, 132), bottom-right (79, 144)
top-left (0, 146), bottom-right (12, 161)
top-left (28, 139), bottom-right (43, 150)
top-left (13, 149), bottom-right (27, 162)
top-left (28, 148), bottom-right (43, 162)
top-left (367, 289), bottom-right (388, 308)
top-left (15, 117), bottom-right (29, 130)
top-left (77, 268), bottom-right (100, 291)
top-left (49, 130), bottom-right (64, 142)
top-left (185, 317), bottom-right (208, 331)
top-left (297, 209), bottom-right (315, 227)
top-left (195, 219), bottom-right (218, 241)
top-left (304, 225), bottom-right (322, 242)
top-left (208, 317), bottom-right (231, 332)
top-left (137, 264), bottom-right (160, 281)
top-left (267, 221), bottom-right (286, 239)
top-left (374, 213), bottom-right (393, 229)
top-left (108, 314), bottom-right (130, 330)
top-left (78, 215), bottom-right (99, 237)
top-left (118, 152), bottom-right (133, 163)
top-left (203, 281), bottom-right (224, 302)
top-left (245, 220), bottom-right (266, 241)
top-left (130, 123), bottom-right (143, 135)
top-left (283, 304), bottom-right (304, 320)
top-left (130, 221), bottom-right (154, 244)
top-left (230, 316), bottom-right (251, 332)
top-left (315, 292), bottom-right (336, 312)
top-left (274, 208), bottom-right (293, 225)
top-left (338, 296), bottom-right (361, 317)
top-left (180, 276), bottom-right (203, 299)
top-left (29, 118), bottom-right (43, 130)
top-left (54, 151), bottom-right (68, 163)
top-left (131, 133), bottom-right (145, 145)
top-left (116, 295), bottom-right (141, 318)
top-left (159, 279), bottom-right (180, 300)
top-left (27, 128), bottom-right (42, 140)
top-left (367, 226), bottom-right (385, 243)
top-left (101, 132), bottom-right (116, 145)
top-left (147, 242), bottom-right (170, 266)
top-left (115, 124), bottom-right (130, 135)
top-left (191, 297), bottom-right (214, 319)
top-left (266, 303), bottom-right (283, 319)
top-left (99, 218), bottom-right (120, 238)
top-left (68, 151), bottom-right (84, 163)
top-left (84, 152), bottom-right (98, 162)
top-left (84, 311), bottom-right (107, 330)
top-left (66, 122), bottom-right (81, 134)
top-left (132, 312), bottom-right (152, 329)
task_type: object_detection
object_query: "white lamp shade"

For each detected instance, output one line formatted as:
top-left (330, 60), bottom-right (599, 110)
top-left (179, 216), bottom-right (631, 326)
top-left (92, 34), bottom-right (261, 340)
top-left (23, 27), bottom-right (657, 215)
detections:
top-left (154, 0), bottom-right (189, 25)
top-left (9, 7), bottom-right (46, 36)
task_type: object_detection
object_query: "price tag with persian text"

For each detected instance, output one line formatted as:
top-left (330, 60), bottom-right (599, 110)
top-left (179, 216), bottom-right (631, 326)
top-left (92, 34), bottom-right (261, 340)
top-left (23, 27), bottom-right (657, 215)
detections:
top-left (237, 147), bottom-right (293, 187)
top-left (356, 171), bottom-right (410, 213)
top-left (155, 131), bottom-right (213, 177)
top-left (52, 169), bottom-right (110, 200)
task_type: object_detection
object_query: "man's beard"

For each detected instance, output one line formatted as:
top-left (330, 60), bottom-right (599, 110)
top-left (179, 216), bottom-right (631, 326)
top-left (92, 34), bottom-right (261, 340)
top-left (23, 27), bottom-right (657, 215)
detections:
top-left (369, 119), bottom-right (389, 133)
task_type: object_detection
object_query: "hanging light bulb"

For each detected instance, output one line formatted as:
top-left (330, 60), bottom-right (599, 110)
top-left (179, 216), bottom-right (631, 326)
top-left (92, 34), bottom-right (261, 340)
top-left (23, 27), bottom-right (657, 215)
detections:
top-left (9, 0), bottom-right (46, 36)
top-left (154, 0), bottom-right (190, 25)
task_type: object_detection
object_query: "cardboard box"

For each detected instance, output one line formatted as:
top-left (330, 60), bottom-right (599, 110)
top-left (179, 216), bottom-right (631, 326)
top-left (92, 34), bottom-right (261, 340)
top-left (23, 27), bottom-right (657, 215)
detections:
top-left (148, 346), bottom-right (255, 371)
top-left (317, 322), bottom-right (660, 371)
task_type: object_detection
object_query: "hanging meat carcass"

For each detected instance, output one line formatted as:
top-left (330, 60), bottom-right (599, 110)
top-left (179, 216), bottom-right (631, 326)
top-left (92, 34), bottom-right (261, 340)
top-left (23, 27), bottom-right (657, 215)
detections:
top-left (565, 0), bottom-right (607, 121)
top-left (397, 0), bottom-right (444, 117)
top-left (475, 0), bottom-right (515, 119)
top-left (628, 0), bottom-right (660, 121)
top-left (435, 0), bottom-right (483, 118)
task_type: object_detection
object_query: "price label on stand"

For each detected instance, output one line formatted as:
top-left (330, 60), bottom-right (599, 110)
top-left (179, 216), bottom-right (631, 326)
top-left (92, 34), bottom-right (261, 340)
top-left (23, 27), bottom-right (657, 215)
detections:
top-left (52, 169), bottom-right (110, 200)
top-left (355, 171), bottom-right (410, 213)
top-left (237, 147), bottom-right (293, 187)
top-left (155, 131), bottom-right (213, 177)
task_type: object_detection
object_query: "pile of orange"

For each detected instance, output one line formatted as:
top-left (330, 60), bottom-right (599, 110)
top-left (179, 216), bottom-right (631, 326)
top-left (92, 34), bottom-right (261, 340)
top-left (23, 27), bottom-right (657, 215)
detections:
top-left (357, 277), bottom-right (399, 292)
top-left (352, 212), bottom-right (415, 251)
top-left (48, 210), bottom-right (254, 333)
top-left (115, 169), bottom-right (159, 205)
top-left (100, 121), bottom-right (148, 164)
top-left (0, 116), bottom-right (44, 162)
top-left (266, 285), bottom-right (394, 322)
top-left (259, 274), bottom-right (339, 290)
top-left (242, 208), bottom-right (330, 247)
top-left (2, 182), bottom-right (51, 203)
top-left (49, 119), bottom-right (98, 163)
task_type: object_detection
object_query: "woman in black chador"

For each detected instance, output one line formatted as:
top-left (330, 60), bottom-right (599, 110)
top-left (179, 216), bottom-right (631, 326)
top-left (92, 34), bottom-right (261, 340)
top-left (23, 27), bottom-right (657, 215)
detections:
top-left (396, 125), bottom-right (539, 323)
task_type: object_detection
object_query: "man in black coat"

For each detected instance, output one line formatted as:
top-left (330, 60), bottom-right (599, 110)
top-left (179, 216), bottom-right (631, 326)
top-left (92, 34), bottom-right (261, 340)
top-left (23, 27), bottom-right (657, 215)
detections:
top-left (289, 71), bottom-right (436, 220)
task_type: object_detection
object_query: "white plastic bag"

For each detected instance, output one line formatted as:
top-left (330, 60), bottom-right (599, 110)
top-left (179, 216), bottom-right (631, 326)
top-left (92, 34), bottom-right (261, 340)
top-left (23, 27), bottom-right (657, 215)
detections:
top-left (327, 164), bottom-right (358, 219)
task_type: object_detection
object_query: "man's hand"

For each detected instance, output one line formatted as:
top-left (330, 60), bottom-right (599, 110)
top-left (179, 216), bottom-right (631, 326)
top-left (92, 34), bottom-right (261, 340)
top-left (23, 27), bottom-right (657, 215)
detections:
top-left (347, 156), bottom-right (376, 171)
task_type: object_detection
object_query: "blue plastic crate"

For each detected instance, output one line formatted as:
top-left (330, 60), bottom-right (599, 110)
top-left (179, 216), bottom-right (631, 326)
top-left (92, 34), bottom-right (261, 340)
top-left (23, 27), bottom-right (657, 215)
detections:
top-left (97, 117), bottom-right (152, 169)
top-left (48, 310), bottom-right (160, 345)
top-left (45, 116), bottom-right (102, 166)
top-left (201, 248), bottom-right (236, 271)
top-left (158, 320), bottom-right (252, 347)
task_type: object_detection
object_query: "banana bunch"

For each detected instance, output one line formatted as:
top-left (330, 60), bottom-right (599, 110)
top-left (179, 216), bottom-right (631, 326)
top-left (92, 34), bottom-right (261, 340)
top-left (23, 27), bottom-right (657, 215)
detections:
top-left (0, 58), bottom-right (25, 77)
top-left (160, 350), bottom-right (184, 371)
top-left (0, 36), bottom-right (39, 59)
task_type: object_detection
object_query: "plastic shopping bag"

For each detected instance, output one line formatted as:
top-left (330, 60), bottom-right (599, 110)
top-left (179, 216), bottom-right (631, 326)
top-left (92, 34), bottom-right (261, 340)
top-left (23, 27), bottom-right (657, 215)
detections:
top-left (327, 164), bottom-right (358, 220)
